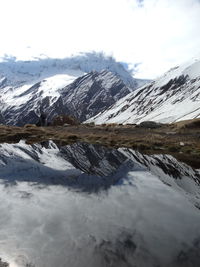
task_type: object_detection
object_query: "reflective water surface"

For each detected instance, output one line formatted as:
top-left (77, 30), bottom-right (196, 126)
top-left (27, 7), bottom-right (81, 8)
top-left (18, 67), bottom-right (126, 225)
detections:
top-left (0, 142), bottom-right (200, 267)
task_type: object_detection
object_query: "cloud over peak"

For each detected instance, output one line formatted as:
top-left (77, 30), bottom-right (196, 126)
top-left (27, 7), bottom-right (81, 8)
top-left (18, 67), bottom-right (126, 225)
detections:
top-left (0, 0), bottom-right (199, 78)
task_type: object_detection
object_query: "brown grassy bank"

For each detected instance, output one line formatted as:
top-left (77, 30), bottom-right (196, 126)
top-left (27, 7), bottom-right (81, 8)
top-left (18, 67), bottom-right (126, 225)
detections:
top-left (0, 119), bottom-right (200, 168)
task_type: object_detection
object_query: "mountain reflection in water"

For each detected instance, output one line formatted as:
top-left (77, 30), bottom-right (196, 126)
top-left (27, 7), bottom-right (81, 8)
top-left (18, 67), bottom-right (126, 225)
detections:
top-left (0, 141), bottom-right (200, 267)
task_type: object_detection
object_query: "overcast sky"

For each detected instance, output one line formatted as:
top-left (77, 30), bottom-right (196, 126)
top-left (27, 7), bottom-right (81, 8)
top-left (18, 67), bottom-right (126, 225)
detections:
top-left (0, 0), bottom-right (200, 78)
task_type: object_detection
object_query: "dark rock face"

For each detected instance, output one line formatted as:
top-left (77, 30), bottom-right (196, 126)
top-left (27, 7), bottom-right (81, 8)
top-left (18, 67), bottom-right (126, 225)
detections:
top-left (137, 121), bottom-right (163, 129)
top-left (36, 112), bottom-right (47, 126)
top-left (60, 70), bottom-right (131, 122)
top-left (60, 142), bottom-right (128, 176)
top-left (2, 70), bottom-right (131, 126)
top-left (0, 112), bottom-right (5, 124)
top-left (158, 75), bottom-right (189, 95)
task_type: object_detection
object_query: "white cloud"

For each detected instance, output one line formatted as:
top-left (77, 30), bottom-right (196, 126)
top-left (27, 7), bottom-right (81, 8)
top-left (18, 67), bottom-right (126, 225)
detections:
top-left (0, 0), bottom-right (199, 78)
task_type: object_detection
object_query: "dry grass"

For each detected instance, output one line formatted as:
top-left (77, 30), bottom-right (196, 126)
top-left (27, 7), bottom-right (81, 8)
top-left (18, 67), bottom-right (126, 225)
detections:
top-left (0, 121), bottom-right (200, 168)
top-left (172, 118), bottom-right (200, 130)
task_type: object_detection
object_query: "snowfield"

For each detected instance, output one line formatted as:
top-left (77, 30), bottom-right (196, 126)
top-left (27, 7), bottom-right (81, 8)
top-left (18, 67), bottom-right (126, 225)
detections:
top-left (87, 57), bottom-right (200, 124)
top-left (1, 71), bottom-right (83, 111)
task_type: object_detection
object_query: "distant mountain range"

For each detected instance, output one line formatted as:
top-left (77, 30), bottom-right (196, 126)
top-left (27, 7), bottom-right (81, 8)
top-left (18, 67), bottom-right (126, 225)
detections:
top-left (87, 57), bottom-right (200, 124)
top-left (0, 52), bottom-right (138, 87)
top-left (1, 53), bottom-right (200, 126)
top-left (0, 53), bottom-right (148, 125)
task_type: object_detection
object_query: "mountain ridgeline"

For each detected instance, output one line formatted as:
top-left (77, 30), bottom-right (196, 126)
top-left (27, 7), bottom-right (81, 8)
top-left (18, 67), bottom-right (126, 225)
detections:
top-left (0, 53), bottom-right (146, 126)
top-left (0, 54), bottom-right (200, 126)
top-left (88, 58), bottom-right (200, 124)
top-left (1, 70), bottom-right (133, 125)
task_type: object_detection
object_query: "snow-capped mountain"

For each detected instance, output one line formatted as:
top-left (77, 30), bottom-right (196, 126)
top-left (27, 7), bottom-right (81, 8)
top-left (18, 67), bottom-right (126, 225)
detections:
top-left (0, 52), bottom-right (148, 125)
top-left (1, 71), bottom-right (82, 124)
top-left (87, 57), bottom-right (200, 124)
top-left (1, 70), bottom-right (131, 125)
top-left (0, 52), bottom-right (137, 87)
top-left (60, 70), bottom-right (132, 122)
top-left (0, 141), bottom-right (200, 266)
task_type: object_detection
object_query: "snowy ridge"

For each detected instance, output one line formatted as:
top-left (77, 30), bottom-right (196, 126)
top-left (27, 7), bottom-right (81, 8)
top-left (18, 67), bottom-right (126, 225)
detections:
top-left (0, 53), bottom-right (147, 125)
top-left (87, 57), bottom-right (200, 124)
top-left (1, 71), bottom-right (82, 125)
top-left (0, 52), bottom-right (137, 88)
top-left (1, 70), bottom-right (132, 125)
top-left (1, 71), bottom-right (81, 108)
top-left (60, 70), bottom-right (132, 122)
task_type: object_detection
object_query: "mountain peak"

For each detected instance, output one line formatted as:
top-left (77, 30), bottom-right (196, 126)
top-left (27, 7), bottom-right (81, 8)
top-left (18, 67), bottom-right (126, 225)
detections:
top-left (0, 52), bottom-right (139, 88)
top-left (87, 57), bottom-right (200, 124)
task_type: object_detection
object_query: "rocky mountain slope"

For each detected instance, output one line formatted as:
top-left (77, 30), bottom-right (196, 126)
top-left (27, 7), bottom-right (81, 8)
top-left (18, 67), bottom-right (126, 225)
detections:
top-left (87, 57), bottom-right (200, 124)
top-left (1, 70), bottom-right (132, 125)
top-left (0, 53), bottom-right (146, 125)
top-left (0, 112), bottom-right (4, 124)
top-left (60, 70), bottom-right (132, 122)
